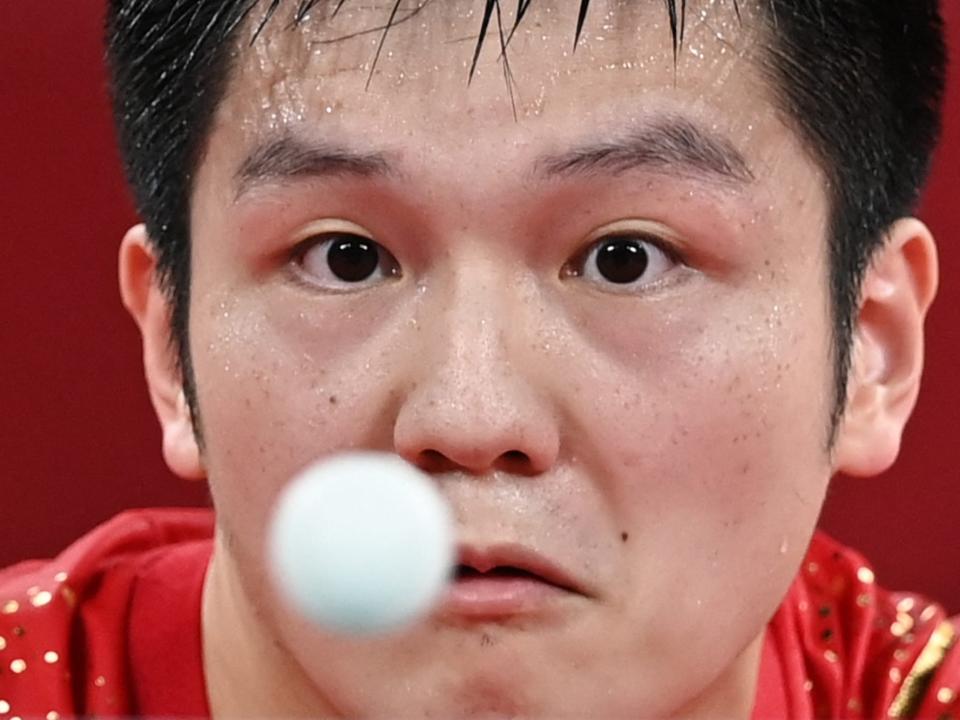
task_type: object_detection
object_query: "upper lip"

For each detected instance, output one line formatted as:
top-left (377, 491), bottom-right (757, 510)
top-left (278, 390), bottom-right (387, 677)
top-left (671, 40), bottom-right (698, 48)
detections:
top-left (455, 543), bottom-right (586, 595)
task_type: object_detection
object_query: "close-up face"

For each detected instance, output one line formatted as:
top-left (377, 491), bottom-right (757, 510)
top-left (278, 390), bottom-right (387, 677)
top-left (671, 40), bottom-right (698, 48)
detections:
top-left (184, 0), bottom-right (838, 716)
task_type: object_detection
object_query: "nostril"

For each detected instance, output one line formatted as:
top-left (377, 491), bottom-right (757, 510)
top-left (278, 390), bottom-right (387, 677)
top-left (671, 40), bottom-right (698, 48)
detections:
top-left (418, 449), bottom-right (453, 473)
top-left (502, 450), bottom-right (530, 465)
top-left (414, 449), bottom-right (532, 474)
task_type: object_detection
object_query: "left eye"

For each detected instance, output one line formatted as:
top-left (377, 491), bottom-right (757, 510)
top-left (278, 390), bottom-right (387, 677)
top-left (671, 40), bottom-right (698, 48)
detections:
top-left (294, 233), bottom-right (400, 291)
top-left (566, 235), bottom-right (677, 290)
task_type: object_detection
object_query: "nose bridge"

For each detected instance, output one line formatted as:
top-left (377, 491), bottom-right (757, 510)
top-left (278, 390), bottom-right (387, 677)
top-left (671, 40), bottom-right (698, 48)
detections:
top-left (393, 258), bottom-right (559, 476)
top-left (441, 259), bottom-right (512, 376)
top-left (419, 255), bottom-right (526, 415)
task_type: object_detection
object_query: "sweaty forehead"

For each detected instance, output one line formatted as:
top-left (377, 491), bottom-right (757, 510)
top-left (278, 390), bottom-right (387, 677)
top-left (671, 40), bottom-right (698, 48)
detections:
top-left (210, 0), bottom-right (791, 181)
top-left (224, 3), bottom-right (767, 110)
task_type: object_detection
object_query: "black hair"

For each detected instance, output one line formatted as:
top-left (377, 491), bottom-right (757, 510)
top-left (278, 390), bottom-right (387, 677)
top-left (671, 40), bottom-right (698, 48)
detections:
top-left (105, 0), bottom-right (947, 445)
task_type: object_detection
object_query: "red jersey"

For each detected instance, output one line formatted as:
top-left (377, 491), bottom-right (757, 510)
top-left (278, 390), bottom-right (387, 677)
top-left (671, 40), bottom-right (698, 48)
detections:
top-left (0, 509), bottom-right (957, 719)
top-left (0, 510), bottom-right (212, 718)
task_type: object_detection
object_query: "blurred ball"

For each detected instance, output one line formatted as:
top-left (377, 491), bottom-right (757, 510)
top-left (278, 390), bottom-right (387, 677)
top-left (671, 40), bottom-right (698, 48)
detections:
top-left (267, 451), bottom-right (455, 635)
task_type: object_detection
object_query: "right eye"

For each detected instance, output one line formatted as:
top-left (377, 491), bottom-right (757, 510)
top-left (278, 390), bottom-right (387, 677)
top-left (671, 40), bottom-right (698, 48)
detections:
top-left (294, 233), bottom-right (401, 291)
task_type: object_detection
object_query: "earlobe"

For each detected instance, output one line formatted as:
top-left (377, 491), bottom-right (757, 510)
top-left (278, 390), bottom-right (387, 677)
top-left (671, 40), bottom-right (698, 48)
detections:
top-left (118, 224), bottom-right (205, 481)
top-left (833, 219), bottom-right (939, 477)
top-left (162, 388), bottom-right (206, 481)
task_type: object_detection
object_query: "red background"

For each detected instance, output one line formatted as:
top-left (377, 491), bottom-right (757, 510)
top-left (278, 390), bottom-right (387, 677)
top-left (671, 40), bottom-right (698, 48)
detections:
top-left (1, 4), bottom-right (958, 612)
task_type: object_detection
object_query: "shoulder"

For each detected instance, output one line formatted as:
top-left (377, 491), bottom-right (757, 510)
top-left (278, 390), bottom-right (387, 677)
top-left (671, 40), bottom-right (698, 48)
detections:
top-left (774, 532), bottom-right (959, 719)
top-left (0, 508), bottom-right (214, 717)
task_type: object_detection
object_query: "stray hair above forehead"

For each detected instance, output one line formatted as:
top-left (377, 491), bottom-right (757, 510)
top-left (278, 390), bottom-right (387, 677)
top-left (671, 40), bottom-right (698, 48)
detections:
top-left (248, 0), bottom-right (746, 86)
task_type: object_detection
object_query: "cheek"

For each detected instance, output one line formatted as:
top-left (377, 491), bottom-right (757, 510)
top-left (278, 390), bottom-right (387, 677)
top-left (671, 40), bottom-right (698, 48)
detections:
top-left (562, 287), bottom-right (833, 670)
top-left (568, 283), bottom-right (833, 578)
top-left (187, 285), bottom-right (410, 545)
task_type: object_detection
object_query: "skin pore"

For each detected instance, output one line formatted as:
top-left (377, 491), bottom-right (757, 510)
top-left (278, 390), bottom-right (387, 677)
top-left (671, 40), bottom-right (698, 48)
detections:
top-left (118, 0), bottom-right (938, 717)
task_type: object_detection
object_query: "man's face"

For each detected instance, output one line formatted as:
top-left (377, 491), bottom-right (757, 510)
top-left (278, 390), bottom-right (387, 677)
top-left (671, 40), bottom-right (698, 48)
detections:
top-left (188, 1), bottom-right (834, 715)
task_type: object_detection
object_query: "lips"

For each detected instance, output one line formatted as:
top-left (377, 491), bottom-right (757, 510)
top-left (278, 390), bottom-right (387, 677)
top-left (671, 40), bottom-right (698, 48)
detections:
top-left (454, 543), bottom-right (584, 595)
top-left (437, 543), bottom-right (586, 620)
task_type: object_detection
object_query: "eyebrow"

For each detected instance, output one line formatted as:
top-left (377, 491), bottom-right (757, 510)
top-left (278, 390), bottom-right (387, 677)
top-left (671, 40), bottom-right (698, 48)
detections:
top-left (534, 116), bottom-right (754, 185)
top-left (235, 134), bottom-right (393, 198)
top-left (234, 115), bottom-right (753, 199)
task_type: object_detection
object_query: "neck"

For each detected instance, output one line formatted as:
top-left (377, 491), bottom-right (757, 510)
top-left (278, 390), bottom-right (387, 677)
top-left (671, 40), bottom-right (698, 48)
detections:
top-left (673, 633), bottom-right (765, 719)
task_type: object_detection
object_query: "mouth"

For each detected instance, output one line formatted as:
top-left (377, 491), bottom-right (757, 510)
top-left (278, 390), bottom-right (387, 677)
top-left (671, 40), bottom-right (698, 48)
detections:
top-left (438, 544), bottom-right (585, 620)
top-left (455, 565), bottom-right (543, 579)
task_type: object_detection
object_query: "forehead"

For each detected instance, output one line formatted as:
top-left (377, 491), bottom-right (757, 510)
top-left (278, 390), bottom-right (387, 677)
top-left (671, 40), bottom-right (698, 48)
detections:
top-left (214, 0), bottom-right (781, 159)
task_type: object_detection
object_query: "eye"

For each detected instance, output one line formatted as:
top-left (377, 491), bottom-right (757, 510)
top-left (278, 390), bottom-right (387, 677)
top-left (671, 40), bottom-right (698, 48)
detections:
top-left (294, 233), bottom-right (400, 291)
top-left (565, 234), bottom-right (678, 291)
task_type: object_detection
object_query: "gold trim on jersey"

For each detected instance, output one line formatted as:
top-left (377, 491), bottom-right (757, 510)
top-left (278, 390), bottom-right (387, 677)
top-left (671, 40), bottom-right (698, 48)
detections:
top-left (888, 621), bottom-right (956, 718)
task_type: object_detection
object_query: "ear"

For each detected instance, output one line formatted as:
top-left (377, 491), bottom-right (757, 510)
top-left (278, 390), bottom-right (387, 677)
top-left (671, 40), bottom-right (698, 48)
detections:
top-left (118, 224), bottom-right (205, 481)
top-left (833, 218), bottom-right (939, 477)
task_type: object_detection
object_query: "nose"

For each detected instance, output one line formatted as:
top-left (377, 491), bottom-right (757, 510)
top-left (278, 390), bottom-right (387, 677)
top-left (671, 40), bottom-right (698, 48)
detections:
top-left (393, 271), bottom-right (560, 477)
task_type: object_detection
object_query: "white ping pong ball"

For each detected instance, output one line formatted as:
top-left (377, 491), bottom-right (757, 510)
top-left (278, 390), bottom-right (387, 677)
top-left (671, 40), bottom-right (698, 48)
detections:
top-left (267, 452), bottom-right (455, 635)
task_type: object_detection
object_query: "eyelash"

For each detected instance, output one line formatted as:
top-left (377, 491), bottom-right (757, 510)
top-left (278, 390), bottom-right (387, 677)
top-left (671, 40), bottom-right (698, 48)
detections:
top-left (288, 232), bottom-right (398, 290)
top-left (565, 232), bottom-right (681, 272)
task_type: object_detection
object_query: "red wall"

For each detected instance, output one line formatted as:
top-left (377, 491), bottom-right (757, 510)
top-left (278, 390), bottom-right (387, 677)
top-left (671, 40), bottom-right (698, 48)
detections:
top-left (1, 3), bottom-right (958, 612)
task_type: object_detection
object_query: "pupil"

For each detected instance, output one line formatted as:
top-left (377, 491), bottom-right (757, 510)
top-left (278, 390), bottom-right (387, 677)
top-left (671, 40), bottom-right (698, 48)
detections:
top-left (596, 239), bottom-right (649, 284)
top-left (327, 238), bottom-right (380, 282)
